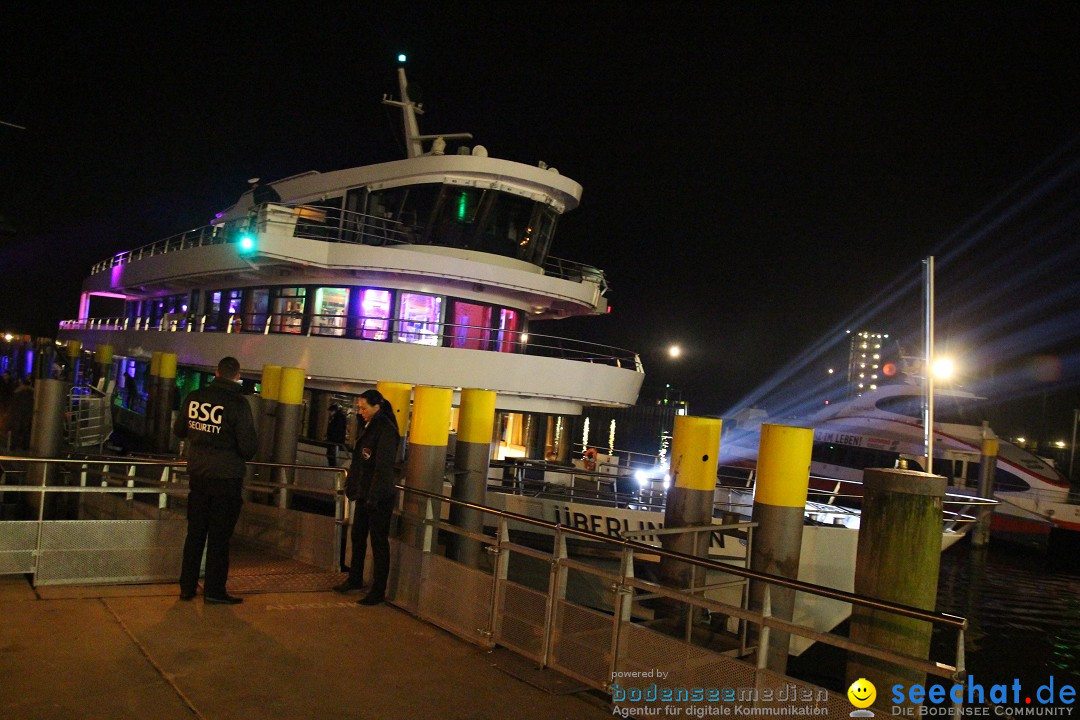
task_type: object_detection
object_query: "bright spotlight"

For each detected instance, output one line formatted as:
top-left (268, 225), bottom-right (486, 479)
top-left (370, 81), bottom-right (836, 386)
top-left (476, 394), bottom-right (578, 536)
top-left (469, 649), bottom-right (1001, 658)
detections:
top-left (1056, 440), bottom-right (1067, 449)
top-left (932, 357), bottom-right (955, 380)
top-left (668, 345), bottom-right (681, 359)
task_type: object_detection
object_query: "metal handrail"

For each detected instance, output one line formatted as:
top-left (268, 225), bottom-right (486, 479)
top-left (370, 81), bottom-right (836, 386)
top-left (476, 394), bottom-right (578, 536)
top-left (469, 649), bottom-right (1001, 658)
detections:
top-left (59, 313), bottom-right (642, 369)
top-left (88, 202), bottom-right (608, 292)
top-left (398, 484), bottom-right (967, 629)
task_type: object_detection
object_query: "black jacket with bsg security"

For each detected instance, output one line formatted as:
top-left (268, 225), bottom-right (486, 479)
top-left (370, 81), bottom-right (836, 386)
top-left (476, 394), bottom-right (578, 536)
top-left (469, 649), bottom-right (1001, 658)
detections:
top-left (173, 378), bottom-right (257, 483)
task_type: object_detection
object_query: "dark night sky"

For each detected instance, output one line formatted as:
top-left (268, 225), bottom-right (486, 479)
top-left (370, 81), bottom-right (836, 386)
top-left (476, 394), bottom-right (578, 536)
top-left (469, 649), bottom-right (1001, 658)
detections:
top-left (3, 4), bottom-right (1080, 442)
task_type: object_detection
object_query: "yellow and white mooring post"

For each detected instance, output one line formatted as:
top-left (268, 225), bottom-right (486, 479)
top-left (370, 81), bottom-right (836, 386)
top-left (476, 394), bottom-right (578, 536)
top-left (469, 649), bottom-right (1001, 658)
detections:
top-left (748, 423), bottom-right (813, 674)
top-left (449, 388), bottom-right (497, 567)
top-left (658, 415), bottom-right (723, 621)
top-left (154, 353), bottom-right (178, 452)
top-left (272, 367), bottom-right (305, 508)
top-left (401, 386), bottom-right (453, 548)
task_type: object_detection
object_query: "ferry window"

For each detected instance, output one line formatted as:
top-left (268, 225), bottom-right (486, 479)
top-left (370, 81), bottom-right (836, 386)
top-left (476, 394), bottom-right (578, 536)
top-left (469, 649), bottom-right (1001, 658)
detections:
top-left (874, 395), bottom-right (923, 418)
top-left (496, 309), bottom-right (522, 353)
top-left (427, 187), bottom-right (486, 249)
top-left (396, 292), bottom-right (442, 346)
top-left (271, 287), bottom-right (306, 334)
top-left (448, 301), bottom-right (492, 350)
top-left (312, 287), bottom-right (349, 337)
top-left (366, 186), bottom-right (437, 245)
top-left (476, 192), bottom-right (534, 258)
top-left (206, 291), bottom-right (223, 330)
top-left (244, 288), bottom-right (269, 333)
top-left (995, 468), bottom-right (1030, 492)
top-left (356, 288), bottom-right (393, 340)
top-left (208, 289), bottom-right (243, 332)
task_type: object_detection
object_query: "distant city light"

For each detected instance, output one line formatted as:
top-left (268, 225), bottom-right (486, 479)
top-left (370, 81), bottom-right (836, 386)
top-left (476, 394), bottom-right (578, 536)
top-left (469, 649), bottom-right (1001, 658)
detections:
top-left (1055, 440), bottom-right (1067, 448)
top-left (827, 368), bottom-right (834, 374)
top-left (1016, 437), bottom-right (1026, 444)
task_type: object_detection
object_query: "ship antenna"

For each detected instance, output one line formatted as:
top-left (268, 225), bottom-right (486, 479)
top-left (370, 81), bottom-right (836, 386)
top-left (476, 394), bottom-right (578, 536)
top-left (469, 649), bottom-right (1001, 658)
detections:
top-left (381, 58), bottom-right (472, 159)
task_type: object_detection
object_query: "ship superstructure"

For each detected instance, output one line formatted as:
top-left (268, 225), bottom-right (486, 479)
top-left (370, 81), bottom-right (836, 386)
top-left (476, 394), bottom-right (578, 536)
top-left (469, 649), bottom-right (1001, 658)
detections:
top-left (58, 67), bottom-right (643, 458)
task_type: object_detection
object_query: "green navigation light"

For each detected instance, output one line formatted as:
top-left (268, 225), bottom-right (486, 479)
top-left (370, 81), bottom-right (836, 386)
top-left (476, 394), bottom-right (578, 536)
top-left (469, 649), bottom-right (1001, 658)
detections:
top-left (397, 53), bottom-right (407, 63)
top-left (239, 235), bottom-right (256, 253)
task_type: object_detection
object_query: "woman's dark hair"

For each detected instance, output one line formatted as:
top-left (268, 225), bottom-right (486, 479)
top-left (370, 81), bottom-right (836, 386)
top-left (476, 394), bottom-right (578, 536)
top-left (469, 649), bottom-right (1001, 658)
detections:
top-left (359, 389), bottom-right (395, 422)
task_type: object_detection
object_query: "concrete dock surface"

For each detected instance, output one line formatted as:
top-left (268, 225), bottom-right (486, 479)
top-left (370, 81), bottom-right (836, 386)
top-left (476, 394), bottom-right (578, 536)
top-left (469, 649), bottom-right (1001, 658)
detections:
top-left (0, 576), bottom-right (612, 720)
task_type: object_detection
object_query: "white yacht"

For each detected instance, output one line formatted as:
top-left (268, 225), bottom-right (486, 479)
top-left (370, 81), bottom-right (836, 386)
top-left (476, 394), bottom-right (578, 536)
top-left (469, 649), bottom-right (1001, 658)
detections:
top-left (718, 382), bottom-right (1078, 548)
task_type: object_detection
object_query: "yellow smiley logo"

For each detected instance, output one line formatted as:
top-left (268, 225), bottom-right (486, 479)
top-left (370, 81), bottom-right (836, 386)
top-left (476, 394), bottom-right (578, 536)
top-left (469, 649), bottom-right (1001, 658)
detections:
top-left (847, 678), bottom-right (876, 709)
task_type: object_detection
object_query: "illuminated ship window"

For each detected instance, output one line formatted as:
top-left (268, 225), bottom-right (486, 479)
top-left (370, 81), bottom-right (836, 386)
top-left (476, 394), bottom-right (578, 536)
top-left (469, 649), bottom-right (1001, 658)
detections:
top-left (358, 289), bottom-right (393, 340)
top-left (312, 288), bottom-right (349, 337)
top-left (397, 292), bottom-right (442, 346)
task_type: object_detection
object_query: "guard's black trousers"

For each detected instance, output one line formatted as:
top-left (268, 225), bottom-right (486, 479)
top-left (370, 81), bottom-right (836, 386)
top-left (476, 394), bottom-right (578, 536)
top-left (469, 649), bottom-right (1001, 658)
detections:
top-left (345, 496), bottom-right (394, 595)
top-left (180, 485), bottom-right (244, 597)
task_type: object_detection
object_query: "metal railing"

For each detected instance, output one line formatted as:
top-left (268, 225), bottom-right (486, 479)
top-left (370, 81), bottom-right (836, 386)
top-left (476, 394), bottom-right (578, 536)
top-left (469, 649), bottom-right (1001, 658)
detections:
top-left (88, 202), bottom-right (607, 292)
top-left (492, 458), bottom-right (993, 531)
top-left (59, 312), bottom-right (642, 370)
top-left (389, 484), bottom-right (967, 712)
top-left (0, 455), bottom-right (346, 584)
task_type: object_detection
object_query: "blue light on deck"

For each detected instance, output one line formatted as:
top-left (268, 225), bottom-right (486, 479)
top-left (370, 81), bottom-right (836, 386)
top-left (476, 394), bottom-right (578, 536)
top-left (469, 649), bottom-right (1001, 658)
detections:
top-left (397, 53), bottom-right (407, 63)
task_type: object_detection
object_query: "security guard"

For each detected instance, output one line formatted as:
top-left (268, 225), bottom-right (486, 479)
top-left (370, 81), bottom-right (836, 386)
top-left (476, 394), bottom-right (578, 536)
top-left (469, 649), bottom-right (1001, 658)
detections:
top-left (174, 356), bottom-right (257, 604)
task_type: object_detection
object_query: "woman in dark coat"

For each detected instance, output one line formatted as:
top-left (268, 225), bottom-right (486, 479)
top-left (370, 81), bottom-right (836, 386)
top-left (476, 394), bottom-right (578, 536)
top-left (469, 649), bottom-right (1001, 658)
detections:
top-left (334, 389), bottom-right (400, 605)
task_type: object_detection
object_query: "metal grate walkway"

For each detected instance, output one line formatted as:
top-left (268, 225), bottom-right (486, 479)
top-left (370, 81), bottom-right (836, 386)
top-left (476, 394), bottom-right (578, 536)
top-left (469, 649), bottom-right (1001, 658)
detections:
top-left (224, 541), bottom-right (347, 595)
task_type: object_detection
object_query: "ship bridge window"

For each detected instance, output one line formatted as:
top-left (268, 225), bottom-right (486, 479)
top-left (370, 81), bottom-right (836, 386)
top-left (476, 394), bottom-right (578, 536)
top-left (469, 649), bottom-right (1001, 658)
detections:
top-left (397, 292), bottom-right (442, 346)
top-left (312, 287), bottom-right (349, 337)
top-left (449, 300), bottom-right (493, 350)
top-left (271, 287), bottom-right (306, 334)
top-left (355, 288), bottom-right (393, 340)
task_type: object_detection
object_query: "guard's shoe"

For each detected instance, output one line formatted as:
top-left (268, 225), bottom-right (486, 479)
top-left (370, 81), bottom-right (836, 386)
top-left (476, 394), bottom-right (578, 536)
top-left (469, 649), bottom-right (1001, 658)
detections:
top-left (179, 591), bottom-right (196, 601)
top-left (205, 594), bottom-right (243, 605)
top-left (333, 581), bottom-right (364, 594)
top-left (357, 592), bottom-right (385, 606)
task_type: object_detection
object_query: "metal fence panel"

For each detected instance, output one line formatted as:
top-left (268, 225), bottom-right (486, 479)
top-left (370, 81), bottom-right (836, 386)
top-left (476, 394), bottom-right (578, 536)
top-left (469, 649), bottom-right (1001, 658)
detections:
top-left (495, 580), bottom-right (548, 662)
top-left (35, 519), bottom-right (186, 585)
top-left (417, 554), bottom-right (494, 647)
top-left (550, 599), bottom-right (614, 689)
top-left (616, 622), bottom-right (757, 693)
top-left (0, 521), bottom-right (37, 574)
top-left (388, 539), bottom-right (423, 613)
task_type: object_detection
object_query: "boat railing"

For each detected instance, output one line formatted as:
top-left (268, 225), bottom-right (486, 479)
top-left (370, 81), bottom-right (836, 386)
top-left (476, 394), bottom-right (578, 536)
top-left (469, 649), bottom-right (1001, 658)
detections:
top-left (59, 311), bottom-right (641, 369)
top-left (88, 202), bottom-right (608, 291)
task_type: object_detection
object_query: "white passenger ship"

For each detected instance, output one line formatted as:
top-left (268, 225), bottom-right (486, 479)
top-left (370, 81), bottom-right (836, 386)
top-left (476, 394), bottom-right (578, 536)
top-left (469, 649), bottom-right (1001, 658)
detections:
top-left (58, 66), bottom-right (643, 459)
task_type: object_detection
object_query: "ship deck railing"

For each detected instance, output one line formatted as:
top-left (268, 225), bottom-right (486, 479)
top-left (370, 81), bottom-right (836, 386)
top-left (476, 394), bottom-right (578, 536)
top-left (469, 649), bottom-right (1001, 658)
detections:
top-left (87, 202), bottom-right (606, 290)
top-left (59, 312), bottom-right (641, 370)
